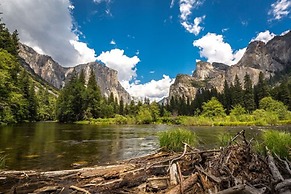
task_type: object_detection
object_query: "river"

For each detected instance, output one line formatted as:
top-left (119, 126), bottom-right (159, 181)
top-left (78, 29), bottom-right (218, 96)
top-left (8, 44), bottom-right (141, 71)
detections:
top-left (0, 122), bottom-right (290, 171)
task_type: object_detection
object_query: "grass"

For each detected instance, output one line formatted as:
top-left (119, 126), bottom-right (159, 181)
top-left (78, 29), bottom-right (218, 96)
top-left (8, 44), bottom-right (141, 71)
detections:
top-left (217, 132), bottom-right (232, 147)
top-left (261, 130), bottom-right (291, 159)
top-left (158, 128), bottom-right (197, 152)
top-left (0, 155), bottom-right (6, 170)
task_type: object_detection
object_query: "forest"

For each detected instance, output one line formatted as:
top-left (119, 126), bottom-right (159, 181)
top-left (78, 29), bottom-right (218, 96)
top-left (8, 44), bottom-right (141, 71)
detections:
top-left (0, 18), bottom-right (291, 126)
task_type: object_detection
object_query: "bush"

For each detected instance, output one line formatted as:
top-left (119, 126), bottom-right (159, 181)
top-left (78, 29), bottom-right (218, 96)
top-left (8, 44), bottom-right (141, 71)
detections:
top-left (158, 128), bottom-right (197, 151)
top-left (114, 114), bottom-right (128, 124)
top-left (201, 97), bottom-right (226, 118)
top-left (262, 130), bottom-right (291, 159)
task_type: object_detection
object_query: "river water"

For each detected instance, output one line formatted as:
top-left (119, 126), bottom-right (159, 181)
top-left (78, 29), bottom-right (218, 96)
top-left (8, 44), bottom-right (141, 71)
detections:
top-left (0, 122), bottom-right (290, 171)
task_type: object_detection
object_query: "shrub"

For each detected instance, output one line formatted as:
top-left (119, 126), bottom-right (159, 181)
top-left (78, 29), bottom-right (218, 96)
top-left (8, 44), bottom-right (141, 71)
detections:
top-left (201, 97), bottom-right (226, 118)
top-left (158, 128), bottom-right (197, 151)
top-left (114, 114), bottom-right (128, 124)
top-left (262, 130), bottom-right (291, 159)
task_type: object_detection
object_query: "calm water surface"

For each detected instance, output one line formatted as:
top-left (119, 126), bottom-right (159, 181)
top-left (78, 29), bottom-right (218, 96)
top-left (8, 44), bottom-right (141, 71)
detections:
top-left (0, 122), bottom-right (290, 171)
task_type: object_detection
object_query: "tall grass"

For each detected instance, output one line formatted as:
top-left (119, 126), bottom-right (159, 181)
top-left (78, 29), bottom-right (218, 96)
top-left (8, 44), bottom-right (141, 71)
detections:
top-left (158, 128), bottom-right (197, 151)
top-left (0, 155), bottom-right (6, 170)
top-left (217, 132), bottom-right (232, 146)
top-left (262, 130), bottom-right (291, 158)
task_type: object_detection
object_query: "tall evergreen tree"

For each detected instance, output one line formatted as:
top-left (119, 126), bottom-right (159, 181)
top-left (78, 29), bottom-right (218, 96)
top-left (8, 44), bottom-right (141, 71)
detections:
top-left (243, 73), bottom-right (255, 112)
top-left (86, 68), bottom-right (102, 118)
top-left (222, 80), bottom-right (232, 114)
top-left (231, 75), bottom-right (243, 106)
top-left (254, 72), bottom-right (269, 108)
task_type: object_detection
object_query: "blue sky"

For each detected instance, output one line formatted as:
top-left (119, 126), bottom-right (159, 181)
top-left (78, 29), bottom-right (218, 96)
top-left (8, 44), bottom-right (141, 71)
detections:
top-left (1, 0), bottom-right (290, 101)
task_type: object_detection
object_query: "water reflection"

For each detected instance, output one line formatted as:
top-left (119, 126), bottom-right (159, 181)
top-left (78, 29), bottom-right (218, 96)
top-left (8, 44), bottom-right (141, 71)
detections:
top-left (0, 123), bottom-right (290, 171)
top-left (0, 123), bottom-right (163, 171)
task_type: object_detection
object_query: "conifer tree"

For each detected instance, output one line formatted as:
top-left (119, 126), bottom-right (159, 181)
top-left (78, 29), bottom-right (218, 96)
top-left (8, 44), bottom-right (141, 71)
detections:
top-left (254, 72), bottom-right (269, 108)
top-left (231, 75), bottom-right (243, 106)
top-left (243, 73), bottom-right (255, 112)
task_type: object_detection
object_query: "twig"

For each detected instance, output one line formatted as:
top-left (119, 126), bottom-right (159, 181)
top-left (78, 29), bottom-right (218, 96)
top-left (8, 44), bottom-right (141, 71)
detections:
top-left (274, 153), bottom-right (291, 175)
top-left (177, 162), bottom-right (184, 194)
top-left (195, 165), bottom-right (222, 183)
top-left (169, 143), bottom-right (188, 167)
top-left (70, 185), bottom-right (90, 194)
top-left (228, 130), bottom-right (246, 146)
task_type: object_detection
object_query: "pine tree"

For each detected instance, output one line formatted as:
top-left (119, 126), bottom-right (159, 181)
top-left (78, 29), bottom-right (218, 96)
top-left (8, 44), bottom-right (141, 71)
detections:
top-left (86, 68), bottom-right (102, 118)
top-left (222, 80), bottom-right (232, 114)
top-left (243, 73), bottom-right (255, 112)
top-left (119, 97), bottom-right (124, 115)
top-left (254, 72), bottom-right (269, 108)
top-left (231, 75), bottom-right (243, 106)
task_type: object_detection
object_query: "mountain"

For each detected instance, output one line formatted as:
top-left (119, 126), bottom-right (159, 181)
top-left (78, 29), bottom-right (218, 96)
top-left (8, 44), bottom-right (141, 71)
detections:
top-left (18, 43), bottom-right (131, 103)
top-left (169, 31), bottom-right (291, 100)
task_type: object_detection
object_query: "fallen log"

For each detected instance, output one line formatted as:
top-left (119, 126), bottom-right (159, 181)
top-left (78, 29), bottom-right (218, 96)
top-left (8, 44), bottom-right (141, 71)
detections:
top-left (166, 172), bottom-right (198, 194)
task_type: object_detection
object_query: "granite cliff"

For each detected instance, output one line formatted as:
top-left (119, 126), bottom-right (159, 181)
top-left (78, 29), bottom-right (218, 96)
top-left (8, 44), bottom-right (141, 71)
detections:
top-left (169, 31), bottom-right (291, 101)
top-left (18, 43), bottom-right (131, 103)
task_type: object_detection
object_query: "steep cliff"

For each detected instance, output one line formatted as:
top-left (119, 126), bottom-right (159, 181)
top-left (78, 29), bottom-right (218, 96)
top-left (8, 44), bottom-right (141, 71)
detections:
top-left (18, 43), bottom-right (131, 103)
top-left (169, 31), bottom-right (291, 100)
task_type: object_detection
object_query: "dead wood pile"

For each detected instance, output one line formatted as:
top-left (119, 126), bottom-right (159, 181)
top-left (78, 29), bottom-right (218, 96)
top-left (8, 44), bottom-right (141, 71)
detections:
top-left (1, 130), bottom-right (291, 194)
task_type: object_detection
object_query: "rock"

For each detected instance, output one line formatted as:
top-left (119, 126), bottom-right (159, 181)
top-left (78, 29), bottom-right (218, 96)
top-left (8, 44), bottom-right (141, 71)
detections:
top-left (169, 31), bottom-right (291, 100)
top-left (18, 43), bottom-right (131, 103)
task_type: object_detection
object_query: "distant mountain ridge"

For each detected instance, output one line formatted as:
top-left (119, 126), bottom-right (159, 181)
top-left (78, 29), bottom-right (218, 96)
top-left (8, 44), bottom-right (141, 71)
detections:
top-left (169, 30), bottom-right (291, 101)
top-left (18, 43), bottom-right (131, 103)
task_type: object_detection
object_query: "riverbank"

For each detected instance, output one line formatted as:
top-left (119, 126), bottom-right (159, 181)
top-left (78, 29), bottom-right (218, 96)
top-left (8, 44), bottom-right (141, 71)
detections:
top-left (76, 115), bottom-right (291, 126)
top-left (1, 130), bottom-right (291, 193)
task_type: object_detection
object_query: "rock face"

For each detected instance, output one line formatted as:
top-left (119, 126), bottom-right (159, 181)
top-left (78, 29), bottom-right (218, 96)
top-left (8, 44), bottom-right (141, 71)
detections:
top-left (19, 43), bottom-right (131, 103)
top-left (169, 31), bottom-right (291, 100)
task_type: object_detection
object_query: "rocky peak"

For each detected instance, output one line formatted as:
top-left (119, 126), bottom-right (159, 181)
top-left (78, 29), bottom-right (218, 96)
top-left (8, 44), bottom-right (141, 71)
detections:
top-left (18, 43), bottom-right (131, 103)
top-left (169, 30), bottom-right (291, 100)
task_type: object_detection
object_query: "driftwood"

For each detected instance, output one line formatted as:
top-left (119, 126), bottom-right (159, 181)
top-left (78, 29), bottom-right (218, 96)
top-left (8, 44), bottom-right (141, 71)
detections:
top-left (1, 130), bottom-right (291, 194)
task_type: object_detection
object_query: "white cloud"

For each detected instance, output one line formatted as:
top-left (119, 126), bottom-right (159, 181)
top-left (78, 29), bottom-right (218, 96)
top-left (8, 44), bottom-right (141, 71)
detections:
top-left (281, 30), bottom-right (291, 35)
top-left (170, 0), bottom-right (175, 8)
top-left (181, 15), bottom-right (205, 35)
top-left (179, 0), bottom-right (204, 35)
top-left (149, 71), bottom-right (155, 74)
top-left (93, 0), bottom-right (111, 4)
top-left (193, 33), bottom-right (246, 65)
top-left (70, 40), bottom-right (97, 64)
top-left (97, 49), bottom-right (140, 82)
top-left (110, 39), bottom-right (116, 45)
top-left (122, 75), bottom-right (175, 102)
top-left (0, 0), bottom-right (96, 67)
top-left (251, 30), bottom-right (276, 43)
top-left (268, 0), bottom-right (291, 20)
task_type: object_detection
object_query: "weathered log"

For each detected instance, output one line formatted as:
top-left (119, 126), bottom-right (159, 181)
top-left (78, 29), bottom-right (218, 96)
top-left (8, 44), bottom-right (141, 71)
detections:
top-left (166, 172), bottom-right (198, 194)
top-left (266, 148), bottom-right (284, 182)
top-left (169, 162), bottom-right (179, 186)
top-left (216, 184), bottom-right (264, 194)
top-left (70, 185), bottom-right (90, 194)
top-left (275, 179), bottom-right (291, 192)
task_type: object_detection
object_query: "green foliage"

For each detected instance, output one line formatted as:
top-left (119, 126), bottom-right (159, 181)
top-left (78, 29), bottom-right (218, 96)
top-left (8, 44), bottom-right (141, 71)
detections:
top-left (218, 132), bottom-right (232, 147)
top-left (252, 109), bottom-right (278, 125)
top-left (201, 97), bottom-right (226, 118)
top-left (259, 97), bottom-right (289, 120)
top-left (262, 130), bottom-right (291, 159)
top-left (136, 105), bottom-right (153, 124)
top-left (0, 155), bottom-right (6, 169)
top-left (158, 128), bottom-right (197, 151)
top-left (243, 73), bottom-right (255, 112)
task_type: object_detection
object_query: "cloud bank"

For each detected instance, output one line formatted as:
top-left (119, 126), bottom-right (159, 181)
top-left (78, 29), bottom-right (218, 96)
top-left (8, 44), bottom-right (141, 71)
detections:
top-left (179, 0), bottom-right (205, 35)
top-left (268, 0), bottom-right (291, 20)
top-left (0, 0), bottom-right (96, 67)
top-left (193, 33), bottom-right (246, 65)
